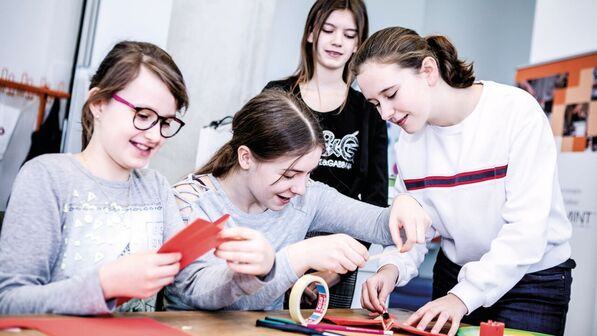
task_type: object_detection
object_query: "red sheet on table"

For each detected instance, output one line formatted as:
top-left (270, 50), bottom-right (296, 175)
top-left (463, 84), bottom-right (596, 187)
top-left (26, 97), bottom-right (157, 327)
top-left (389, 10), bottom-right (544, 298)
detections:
top-left (0, 317), bottom-right (190, 336)
top-left (323, 316), bottom-right (446, 336)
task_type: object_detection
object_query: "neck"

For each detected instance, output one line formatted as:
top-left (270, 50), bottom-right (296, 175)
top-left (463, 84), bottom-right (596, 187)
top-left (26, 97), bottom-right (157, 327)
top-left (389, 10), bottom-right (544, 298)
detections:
top-left (428, 81), bottom-right (483, 126)
top-left (218, 170), bottom-right (266, 214)
top-left (77, 138), bottom-right (131, 182)
top-left (307, 64), bottom-right (346, 89)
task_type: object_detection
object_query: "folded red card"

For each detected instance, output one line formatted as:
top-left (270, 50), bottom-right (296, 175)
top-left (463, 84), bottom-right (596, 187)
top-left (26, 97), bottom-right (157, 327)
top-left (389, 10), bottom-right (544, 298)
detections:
top-left (323, 316), bottom-right (446, 336)
top-left (117, 214), bottom-right (230, 305)
top-left (159, 214), bottom-right (230, 269)
top-left (0, 317), bottom-right (190, 336)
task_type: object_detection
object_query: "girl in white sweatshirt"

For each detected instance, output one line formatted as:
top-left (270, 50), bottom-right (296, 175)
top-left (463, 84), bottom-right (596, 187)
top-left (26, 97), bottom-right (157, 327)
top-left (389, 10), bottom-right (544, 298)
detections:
top-left (352, 26), bottom-right (574, 336)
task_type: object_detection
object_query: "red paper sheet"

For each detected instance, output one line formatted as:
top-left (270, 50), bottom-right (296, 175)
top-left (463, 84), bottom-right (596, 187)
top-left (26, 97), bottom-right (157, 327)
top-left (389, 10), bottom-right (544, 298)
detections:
top-left (0, 317), bottom-right (190, 336)
top-left (159, 214), bottom-right (230, 269)
top-left (323, 316), bottom-right (446, 336)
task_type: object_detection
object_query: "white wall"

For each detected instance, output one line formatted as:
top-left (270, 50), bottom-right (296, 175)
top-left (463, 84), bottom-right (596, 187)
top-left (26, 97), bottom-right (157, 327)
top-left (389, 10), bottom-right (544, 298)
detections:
top-left (151, 0), bottom-right (277, 182)
top-left (530, 0), bottom-right (597, 64)
top-left (62, 0), bottom-right (174, 154)
top-left (422, 0), bottom-right (535, 85)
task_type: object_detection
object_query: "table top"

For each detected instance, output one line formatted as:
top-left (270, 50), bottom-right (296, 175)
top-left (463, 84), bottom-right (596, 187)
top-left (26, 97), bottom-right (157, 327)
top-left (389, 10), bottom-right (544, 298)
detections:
top-left (0, 308), bottom-right (433, 335)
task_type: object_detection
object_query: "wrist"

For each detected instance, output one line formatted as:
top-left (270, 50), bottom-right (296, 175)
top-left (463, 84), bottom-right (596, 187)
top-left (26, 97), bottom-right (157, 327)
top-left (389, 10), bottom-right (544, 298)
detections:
top-left (447, 293), bottom-right (469, 315)
top-left (395, 193), bottom-right (422, 208)
top-left (378, 264), bottom-right (399, 283)
top-left (287, 242), bottom-right (310, 276)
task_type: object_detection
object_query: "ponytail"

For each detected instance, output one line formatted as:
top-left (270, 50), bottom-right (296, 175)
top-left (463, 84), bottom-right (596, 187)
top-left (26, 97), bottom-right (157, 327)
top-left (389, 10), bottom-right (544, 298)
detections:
top-left (195, 142), bottom-right (237, 177)
top-left (424, 35), bottom-right (474, 88)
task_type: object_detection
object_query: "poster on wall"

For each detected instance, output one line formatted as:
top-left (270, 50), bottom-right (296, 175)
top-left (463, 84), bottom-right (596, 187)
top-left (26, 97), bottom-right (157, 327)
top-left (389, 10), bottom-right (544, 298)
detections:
top-left (516, 53), bottom-right (597, 152)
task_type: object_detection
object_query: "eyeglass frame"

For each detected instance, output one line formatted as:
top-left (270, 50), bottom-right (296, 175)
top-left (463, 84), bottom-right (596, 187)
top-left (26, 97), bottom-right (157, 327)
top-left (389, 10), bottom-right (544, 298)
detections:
top-left (112, 94), bottom-right (186, 138)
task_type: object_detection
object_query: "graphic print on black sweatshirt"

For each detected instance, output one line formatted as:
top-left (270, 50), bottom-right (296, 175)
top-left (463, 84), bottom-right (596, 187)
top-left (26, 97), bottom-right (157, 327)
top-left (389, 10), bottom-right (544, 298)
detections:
top-left (320, 130), bottom-right (359, 169)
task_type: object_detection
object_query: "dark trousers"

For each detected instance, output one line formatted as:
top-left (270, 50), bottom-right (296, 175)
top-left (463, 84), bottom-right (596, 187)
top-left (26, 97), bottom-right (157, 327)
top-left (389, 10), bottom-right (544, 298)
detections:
top-left (432, 249), bottom-right (575, 336)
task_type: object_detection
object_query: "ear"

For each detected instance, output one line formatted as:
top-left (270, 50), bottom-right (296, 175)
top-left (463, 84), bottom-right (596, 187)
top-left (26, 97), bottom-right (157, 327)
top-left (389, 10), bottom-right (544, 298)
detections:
top-left (87, 87), bottom-right (105, 119)
top-left (307, 31), bottom-right (314, 43)
top-left (237, 145), bottom-right (253, 170)
top-left (420, 56), bottom-right (440, 86)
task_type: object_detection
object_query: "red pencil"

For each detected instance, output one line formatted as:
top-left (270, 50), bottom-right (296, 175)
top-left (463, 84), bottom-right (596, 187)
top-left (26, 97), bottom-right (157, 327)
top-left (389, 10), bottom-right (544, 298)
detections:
top-left (307, 323), bottom-right (393, 335)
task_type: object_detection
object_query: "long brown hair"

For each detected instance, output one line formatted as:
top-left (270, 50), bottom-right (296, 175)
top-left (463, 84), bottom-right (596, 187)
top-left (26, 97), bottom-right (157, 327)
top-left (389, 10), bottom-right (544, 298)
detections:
top-left (81, 41), bottom-right (189, 148)
top-left (351, 27), bottom-right (475, 88)
top-left (293, 0), bottom-right (369, 86)
top-left (196, 89), bottom-right (324, 178)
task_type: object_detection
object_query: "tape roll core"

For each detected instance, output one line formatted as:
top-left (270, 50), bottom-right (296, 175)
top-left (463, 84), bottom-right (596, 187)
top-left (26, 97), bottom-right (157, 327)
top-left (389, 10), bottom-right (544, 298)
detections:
top-left (288, 274), bottom-right (329, 325)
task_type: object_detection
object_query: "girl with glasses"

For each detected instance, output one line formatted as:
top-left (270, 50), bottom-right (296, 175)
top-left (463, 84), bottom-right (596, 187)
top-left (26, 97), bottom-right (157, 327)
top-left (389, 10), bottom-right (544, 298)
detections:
top-left (165, 89), bottom-right (429, 311)
top-left (263, 0), bottom-right (388, 309)
top-left (352, 27), bottom-right (574, 336)
top-left (0, 41), bottom-right (189, 314)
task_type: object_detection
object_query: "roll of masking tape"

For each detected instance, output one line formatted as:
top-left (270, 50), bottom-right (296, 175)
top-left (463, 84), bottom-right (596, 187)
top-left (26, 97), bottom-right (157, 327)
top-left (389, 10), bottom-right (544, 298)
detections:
top-left (288, 274), bottom-right (329, 325)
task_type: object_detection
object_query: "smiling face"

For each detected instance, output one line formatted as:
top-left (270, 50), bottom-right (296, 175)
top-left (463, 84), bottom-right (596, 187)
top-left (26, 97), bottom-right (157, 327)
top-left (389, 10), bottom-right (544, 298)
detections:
top-left (89, 65), bottom-right (177, 174)
top-left (357, 61), bottom-right (433, 134)
top-left (245, 146), bottom-right (323, 211)
top-left (309, 9), bottom-right (359, 72)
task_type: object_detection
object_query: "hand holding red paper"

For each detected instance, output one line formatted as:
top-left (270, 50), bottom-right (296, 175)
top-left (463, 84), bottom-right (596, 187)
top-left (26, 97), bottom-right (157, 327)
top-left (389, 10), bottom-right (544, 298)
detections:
top-left (215, 226), bottom-right (275, 276)
top-left (113, 215), bottom-right (229, 303)
top-left (158, 214), bottom-right (230, 268)
top-left (99, 251), bottom-right (181, 300)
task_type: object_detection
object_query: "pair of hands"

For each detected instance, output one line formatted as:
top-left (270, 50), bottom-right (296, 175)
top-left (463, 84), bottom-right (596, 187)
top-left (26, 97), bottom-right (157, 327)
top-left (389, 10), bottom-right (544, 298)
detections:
top-left (286, 194), bottom-right (431, 277)
top-left (361, 265), bottom-right (467, 336)
top-left (213, 191), bottom-right (429, 280)
top-left (99, 227), bottom-right (276, 300)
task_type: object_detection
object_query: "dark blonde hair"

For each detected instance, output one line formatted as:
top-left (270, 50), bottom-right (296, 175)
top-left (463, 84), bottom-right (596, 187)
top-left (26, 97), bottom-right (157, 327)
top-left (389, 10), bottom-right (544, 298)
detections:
top-left (294, 0), bottom-right (368, 86)
top-left (196, 90), bottom-right (324, 177)
top-left (351, 27), bottom-right (475, 88)
top-left (81, 41), bottom-right (189, 148)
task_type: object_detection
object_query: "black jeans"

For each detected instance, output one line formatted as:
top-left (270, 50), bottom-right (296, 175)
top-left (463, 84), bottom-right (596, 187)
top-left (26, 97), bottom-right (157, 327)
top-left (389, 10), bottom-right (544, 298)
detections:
top-left (432, 249), bottom-right (575, 336)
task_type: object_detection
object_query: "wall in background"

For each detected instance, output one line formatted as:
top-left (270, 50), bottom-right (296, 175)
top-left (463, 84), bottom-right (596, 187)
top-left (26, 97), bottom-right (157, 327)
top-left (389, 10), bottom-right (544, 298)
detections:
top-left (151, 0), bottom-right (277, 181)
top-left (530, 0), bottom-right (597, 64)
top-left (422, 0), bottom-right (535, 85)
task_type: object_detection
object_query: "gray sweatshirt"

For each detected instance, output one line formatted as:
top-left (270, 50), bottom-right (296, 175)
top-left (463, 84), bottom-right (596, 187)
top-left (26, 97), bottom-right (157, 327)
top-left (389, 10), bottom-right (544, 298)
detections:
top-left (165, 174), bottom-right (393, 311)
top-left (0, 154), bottom-right (184, 315)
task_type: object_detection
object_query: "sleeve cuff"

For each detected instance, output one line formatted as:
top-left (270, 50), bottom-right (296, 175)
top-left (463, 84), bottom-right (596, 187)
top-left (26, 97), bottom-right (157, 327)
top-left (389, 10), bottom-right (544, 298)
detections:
top-left (232, 247), bottom-right (298, 296)
top-left (84, 270), bottom-right (113, 314)
top-left (448, 280), bottom-right (485, 315)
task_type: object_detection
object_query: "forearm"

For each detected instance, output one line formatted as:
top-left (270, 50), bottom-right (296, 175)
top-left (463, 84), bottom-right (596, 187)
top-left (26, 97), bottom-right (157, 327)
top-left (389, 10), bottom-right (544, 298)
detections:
top-left (0, 270), bottom-right (111, 315)
top-left (310, 183), bottom-right (393, 245)
top-left (167, 248), bottom-right (298, 310)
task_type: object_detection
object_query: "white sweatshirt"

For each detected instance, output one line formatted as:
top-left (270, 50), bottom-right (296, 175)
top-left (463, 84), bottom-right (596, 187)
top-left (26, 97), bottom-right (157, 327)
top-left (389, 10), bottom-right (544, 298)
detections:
top-left (380, 81), bottom-right (572, 314)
